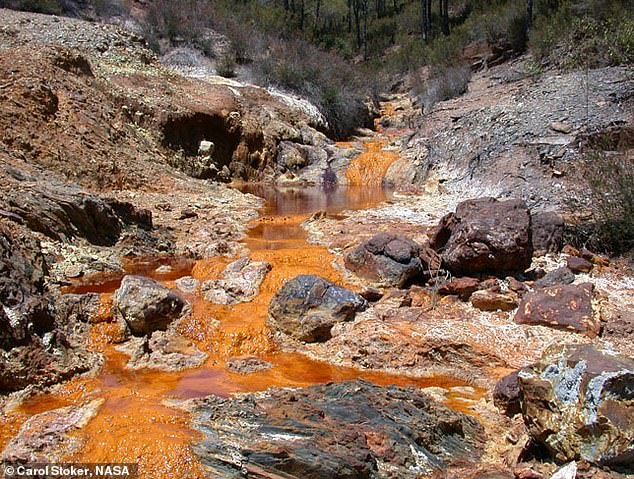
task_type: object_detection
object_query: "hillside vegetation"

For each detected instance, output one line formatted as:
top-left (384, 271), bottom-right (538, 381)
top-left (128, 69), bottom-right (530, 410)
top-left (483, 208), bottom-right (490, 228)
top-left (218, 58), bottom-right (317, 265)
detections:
top-left (1, 0), bottom-right (631, 137)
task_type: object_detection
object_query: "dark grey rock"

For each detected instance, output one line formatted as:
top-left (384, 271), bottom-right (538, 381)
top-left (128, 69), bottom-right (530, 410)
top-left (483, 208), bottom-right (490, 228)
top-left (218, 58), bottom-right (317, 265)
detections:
top-left (344, 233), bottom-right (422, 287)
top-left (114, 275), bottom-right (188, 336)
top-left (190, 380), bottom-right (485, 479)
top-left (268, 275), bottom-right (367, 343)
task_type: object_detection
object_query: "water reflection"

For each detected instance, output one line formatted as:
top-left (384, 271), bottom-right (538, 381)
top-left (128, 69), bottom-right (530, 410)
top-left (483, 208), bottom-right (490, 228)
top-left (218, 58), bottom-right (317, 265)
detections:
top-left (237, 183), bottom-right (393, 217)
top-left (236, 183), bottom-right (393, 249)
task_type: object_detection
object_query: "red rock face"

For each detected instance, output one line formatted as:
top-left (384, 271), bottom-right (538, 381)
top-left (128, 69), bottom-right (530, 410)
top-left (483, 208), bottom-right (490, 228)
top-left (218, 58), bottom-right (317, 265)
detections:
top-left (514, 283), bottom-right (599, 337)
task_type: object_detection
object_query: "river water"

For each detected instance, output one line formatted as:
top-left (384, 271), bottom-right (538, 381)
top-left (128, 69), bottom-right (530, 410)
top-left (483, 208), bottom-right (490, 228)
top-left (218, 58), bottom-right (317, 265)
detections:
top-left (1, 137), bottom-right (480, 478)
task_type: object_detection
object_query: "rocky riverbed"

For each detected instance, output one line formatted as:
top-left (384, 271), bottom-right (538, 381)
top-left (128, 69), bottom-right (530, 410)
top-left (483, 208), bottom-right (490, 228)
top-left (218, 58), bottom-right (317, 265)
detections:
top-left (1, 6), bottom-right (633, 479)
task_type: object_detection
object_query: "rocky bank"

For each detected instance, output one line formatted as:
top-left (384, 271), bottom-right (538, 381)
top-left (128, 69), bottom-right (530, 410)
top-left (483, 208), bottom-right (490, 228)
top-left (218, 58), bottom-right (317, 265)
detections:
top-left (0, 5), bottom-right (633, 479)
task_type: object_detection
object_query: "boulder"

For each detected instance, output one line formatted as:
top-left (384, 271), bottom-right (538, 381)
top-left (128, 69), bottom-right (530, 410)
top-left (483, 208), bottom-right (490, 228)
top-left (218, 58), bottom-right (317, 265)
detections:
top-left (432, 198), bottom-right (533, 275)
top-left (344, 233), bottom-right (422, 287)
top-left (566, 256), bottom-right (593, 274)
top-left (202, 257), bottom-right (271, 305)
top-left (116, 331), bottom-right (207, 371)
top-left (2, 400), bottom-right (103, 462)
top-left (518, 344), bottom-right (634, 468)
top-left (268, 275), bottom-right (367, 342)
top-left (438, 277), bottom-right (481, 301)
top-left (114, 275), bottom-right (187, 336)
top-left (471, 290), bottom-right (518, 312)
top-left (190, 380), bottom-right (485, 479)
top-left (514, 283), bottom-right (598, 337)
top-left (531, 211), bottom-right (564, 256)
top-left (533, 267), bottom-right (575, 289)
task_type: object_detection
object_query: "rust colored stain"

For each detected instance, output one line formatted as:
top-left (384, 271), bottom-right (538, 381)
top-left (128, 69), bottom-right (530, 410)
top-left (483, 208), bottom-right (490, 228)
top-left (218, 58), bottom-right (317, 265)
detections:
top-left (3, 106), bottom-right (482, 478)
top-left (345, 139), bottom-right (399, 186)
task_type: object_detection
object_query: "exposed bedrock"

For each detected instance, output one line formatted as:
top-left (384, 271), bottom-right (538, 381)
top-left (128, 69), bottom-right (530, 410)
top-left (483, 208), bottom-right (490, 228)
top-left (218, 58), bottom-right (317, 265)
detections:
top-left (189, 379), bottom-right (486, 479)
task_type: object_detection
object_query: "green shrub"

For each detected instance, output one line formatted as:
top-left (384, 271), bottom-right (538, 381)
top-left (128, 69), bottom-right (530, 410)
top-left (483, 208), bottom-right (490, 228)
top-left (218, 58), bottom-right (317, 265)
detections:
top-left (571, 144), bottom-right (634, 254)
top-left (417, 64), bottom-right (472, 112)
top-left (216, 53), bottom-right (237, 78)
top-left (529, 0), bottom-right (634, 68)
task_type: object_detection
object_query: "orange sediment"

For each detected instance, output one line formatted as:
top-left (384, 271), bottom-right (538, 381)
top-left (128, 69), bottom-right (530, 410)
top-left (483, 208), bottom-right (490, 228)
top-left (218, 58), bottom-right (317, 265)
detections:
top-left (2, 106), bottom-right (483, 478)
top-left (345, 139), bottom-right (399, 186)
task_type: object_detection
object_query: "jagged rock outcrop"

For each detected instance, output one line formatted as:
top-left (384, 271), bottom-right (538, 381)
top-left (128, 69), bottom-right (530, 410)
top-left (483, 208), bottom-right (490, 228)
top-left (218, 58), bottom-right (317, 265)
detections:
top-left (430, 198), bottom-right (533, 275)
top-left (114, 276), bottom-right (188, 336)
top-left (518, 344), bottom-right (634, 469)
top-left (344, 233), bottom-right (423, 287)
top-left (0, 221), bottom-right (99, 393)
top-left (2, 176), bottom-right (152, 246)
top-left (268, 275), bottom-right (367, 342)
top-left (190, 380), bottom-right (485, 479)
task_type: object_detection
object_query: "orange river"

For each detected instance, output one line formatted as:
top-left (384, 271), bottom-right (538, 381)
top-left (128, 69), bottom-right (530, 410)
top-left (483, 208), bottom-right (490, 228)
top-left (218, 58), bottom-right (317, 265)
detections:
top-left (0, 127), bottom-right (482, 478)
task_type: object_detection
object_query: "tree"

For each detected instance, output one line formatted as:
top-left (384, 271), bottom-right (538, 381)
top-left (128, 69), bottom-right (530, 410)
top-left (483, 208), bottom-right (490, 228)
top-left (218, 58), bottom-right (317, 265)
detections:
top-left (439, 0), bottom-right (449, 35)
top-left (362, 0), bottom-right (368, 59)
top-left (527, 0), bottom-right (534, 30)
top-left (421, 0), bottom-right (432, 42)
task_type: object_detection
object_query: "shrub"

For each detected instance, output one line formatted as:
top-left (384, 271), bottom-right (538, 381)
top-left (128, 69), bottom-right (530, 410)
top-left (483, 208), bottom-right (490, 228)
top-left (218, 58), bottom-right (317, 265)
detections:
top-left (417, 64), bottom-right (472, 112)
top-left (216, 53), bottom-right (237, 78)
top-left (529, 0), bottom-right (634, 68)
top-left (0, 0), bottom-right (61, 13)
top-left (570, 136), bottom-right (634, 253)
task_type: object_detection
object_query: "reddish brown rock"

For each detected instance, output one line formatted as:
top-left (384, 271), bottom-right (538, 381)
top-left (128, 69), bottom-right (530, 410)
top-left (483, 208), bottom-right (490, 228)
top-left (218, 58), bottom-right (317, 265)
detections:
top-left (566, 256), bottom-right (593, 274)
top-left (471, 290), bottom-right (518, 311)
top-left (514, 283), bottom-right (598, 336)
top-left (531, 211), bottom-right (564, 256)
top-left (433, 198), bottom-right (533, 275)
top-left (506, 277), bottom-right (529, 296)
top-left (438, 277), bottom-right (481, 300)
top-left (493, 371), bottom-right (521, 416)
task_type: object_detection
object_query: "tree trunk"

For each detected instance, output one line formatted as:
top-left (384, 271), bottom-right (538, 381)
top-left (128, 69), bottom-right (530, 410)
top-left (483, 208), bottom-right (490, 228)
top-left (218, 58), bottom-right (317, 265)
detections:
top-left (354, 0), bottom-right (362, 49)
top-left (527, 0), bottom-right (533, 30)
top-left (421, 0), bottom-right (432, 41)
top-left (362, 0), bottom-right (368, 60)
top-left (440, 0), bottom-right (449, 35)
top-left (348, 0), bottom-right (353, 33)
top-left (299, 0), bottom-right (305, 30)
